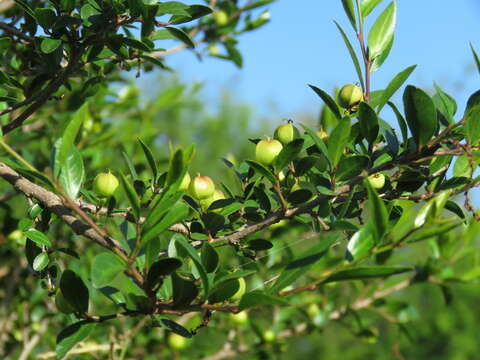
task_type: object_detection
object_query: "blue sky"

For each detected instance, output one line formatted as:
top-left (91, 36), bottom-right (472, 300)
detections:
top-left (163, 1), bottom-right (480, 122)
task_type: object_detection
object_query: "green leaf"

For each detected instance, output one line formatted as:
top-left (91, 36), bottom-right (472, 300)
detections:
top-left (159, 318), bottom-right (192, 338)
top-left (91, 252), bottom-right (125, 288)
top-left (336, 155), bottom-right (369, 181)
top-left (141, 201), bottom-right (189, 247)
top-left (465, 105), bottom-right (480, 145)
top-left (172, 273), bottom-right (198, 306)
top-left (238, 291), bottom-right (289, 311)
top-left (146, 258), bottom-right (182, 289)
top-left (80, 4), bottom-right (101, 26)
top-left (269, 235), bottom-right (337, 294)
top-left (138, 138), bottom-right (158, 180)
top-left (346, 227), bottom-right (374, 261)
top-left (165, 27), bottom-right (195, 48)
top-left (119, 173), bottom-right (141, 221)
top-left (470, 42), bottom-right (480, 77)
top-left (60, 270), bottom-right (89, 314)
top-left (365, 178), bottom-right (389, 243)
top-left (40, 38), bottom-right (62, 54)
top-left (308, 85), bottom-right (342, 120)
top-left (358, 102), bottom-right (379, 145)
top-left (367, 1), bottom-right (396, 61)
top-left (341, 0), bottom-right (357, 30)
top-left (245, 160), bottom-right (276, 183)
top-left (324, 266), bottom-right (412, 282)
top-left (370, 33), bottom-right (394, 72)
top-left (334, 21), bottom-right (364, 90)
top-left (33, 252), bottom-right (49, 271)
top-left (328, 118), bottom-right (351, 167)
top-left (301, 125), bottom-right (331, 166)
top-left (58, 147), bottom-right (84, 199)
top-left (377, 65), bottom-right (416, 112)
top-left (406, 220), bottom-right (461, 244)
top-left (361, 0), bottom-right (384, 17)
top-left (165, 148), bottom-right (184, 189)
top-left (243, 0), bottom-right (274, 11)
top-left (172, 236), bottom-right (210, 298)
top-left (144, 192), bottom-right (183, 231)
top-left (169, 4), bottom-right (213, 24)
top-left (14, 0), bottom-right (36, 19)
top-left (403, 85), bottom-right (437, 148)
top-left (433, 83), bottom-right (457, 125)
top-left (201, 242), bottom-right (219, 273)
top-left (56, 321), bottom-right (96, 360)
top-left (275, 138), bottom-right (304, 170)
top-left (24, 228), bottom-right (52, 247)
top-left (387, 101), bottom-right (408, 147)
top-left (35, 8), bottom-right (56, 28)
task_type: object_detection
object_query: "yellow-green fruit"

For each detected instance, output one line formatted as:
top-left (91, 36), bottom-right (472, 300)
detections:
top-left (7, 229), bottom-right (25, 243)
top-left (178, 173), bottom-right (191, 192)
top-left (338, 84), bottom-right (363, 109)
top-left (230, 311), bottom-right (248, 325)
top-left (55, 291), bottom-right (76, 314)
top-left (263, 329), bottom-right (276, 343)
top-left (168, 333), bottom-right (188, 350)
top-left (255, 139), bottom-right (283, 166)
top-left (230, 277), bottom-right (246, 301)
top-left (316, 130), bottom-right (328, 140)
top-left (208, 44), bottom-right (220, 56)
top-left (93, 171), bottom-right (119, 197)
top-left (269, 219), bottom-right (287, 230)
top-left (189, 175), bottom-right (215, 200)
top-left (307, 303), bottom-right (320, 317)
top-left (200, 189), bottom-right (225, 211)
top-left (368, 173), bottom-right (385, 189)
top-left (213, 10), bottom-right (229, 26)
top-left (274, 123), bottom-right (300, 145)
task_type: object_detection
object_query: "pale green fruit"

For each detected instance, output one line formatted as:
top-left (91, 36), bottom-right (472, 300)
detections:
top-left (229, 311), bottom-right (248, 325)
top-left (93, 171), bottom-right (119, 197)
top-left (255, 139), bottom-right (283, 166)
top-left (208, 44), bottom-right (220, 56)
top-left (199, 189), bottom-right (225, 211)
top-left (263, 329), bottom-right (276, 342)
top-left (213, 10), bottom-right (229, 26)
top-left (307, 303), bottom-right (320, 317)
top-left (230, 277), bottom-right (246, 301)
top-left (168, 333), bottom-right (188, 350)
top-left (178, 172), bottom-right (191, 192)
top-left (189, 175), bottom-right (215, 200)
top-left (274, 123), bottom-right (300, 145)
top-left (338, 84), bottom-right (363, 109)
top-left (368, 173), bottom-right (385, 189)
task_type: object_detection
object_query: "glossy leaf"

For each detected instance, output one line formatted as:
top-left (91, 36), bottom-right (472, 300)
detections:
top-left (91, 252), bottom-right (125, 288)
top-left (336, 155), bottom-right (369, 181)
top-left (275, 138), bottom-right (304, 170)
top-left (301, 125), bottom-right (331, 166)
top-left (201, 242), bottom-right (219, 273)
top-left (334, 21), bottom-right (364, 90)
top-left (119, 173), bottom-right (141, 220)
top-left (367, 1), bottom-right (396, 61)
top-left (370, 34), bottom-right (394, 72)
top-left (325, 266), bottom-right (412, 282)
top-left (341, 0), bottom-right (357, 30)
top-left (365, 178), bottom-right (388, 243)
top-left (33, 252), bottom-right (49, 271)
top-left (358, 102), bottom-right (379, 145)
top-left (40, 38), bottom-right (61, 54)
top-left (159, 319), bottom-right (192, 338)
top-left (269, 235), bottom-right (336, 293)
top-left (433, 83), bottom-right (457, 125)
top-left (56, 321), bottom-right (96, 360)
top-left (24, 229), bottom-right (52, 247)
top-left (165, 27), bottom-right (195, 48)
top-left (361, 0), bottom-right (384, 17)
top-left (328, 118), bottom-right (351, 167)
top-left (377, 65), bottom-right (416, 112)
top-left (60, 270), bottom-right (89, 314)
top-left (146, 258), bottom-right (182, 289)
top-left (172, 272), bottom-right (199, 306)
top-left (403, 85), bottom-right (437, 148)
top-left (238, 291), bottom-right (289, 311)
top-left (138, 138), bottom-right (158, 181)
top-left (144, 192), bottom-right (183, 231)
top-left (465, 105), bottom-right (480, 145)
top-left (470, 42), bottom-right (480, 76)
top-left (308, 85), bottom-right (342, 120)
top-left (387, 101), bottom-right (408, 147)
top-left (58, 147), bottom-right (84, 199)
top-left (346, 227), bottom-right (374, 261)
top-left (245, 160), bottom-right (276, 183)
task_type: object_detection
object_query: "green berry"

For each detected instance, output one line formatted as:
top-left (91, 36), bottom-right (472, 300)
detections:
top-left (168, 333), bottom-right (188, 350)
top-left (213, 10), bottom-right (229, 26)
top-left (255, 139), bottom-right (283, 166)
top-left (93, 171), bottom-right (119, 197)
top-left (230, 311), bottom-right (248, 325)
top-left (274, 123), bottom-right (300, 145)
top-left (368, 173), bottom-right (385, 189)
top-left (338, 84), bottom-right (363, 109)
top-left (189, 175), bottom-right (215, 200)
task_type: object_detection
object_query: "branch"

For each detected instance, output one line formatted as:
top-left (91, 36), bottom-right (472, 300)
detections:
top-left (0, 162), bottom-right (128, 257)
top-left (0, 21), bottom-right (34, 42)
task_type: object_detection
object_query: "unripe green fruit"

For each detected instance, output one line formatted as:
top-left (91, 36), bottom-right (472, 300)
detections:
top-left (7, 229), bottom-right (24, 242)
top-left (368, 173), bottom-right (385, 189)
top-left (199, 189), bottom-right (225, 211)
top-left (208, 44), bottom-right (220, 56)
top-left (93, 171), bottom-right (119, 197)
top-left (213, 10), bottom-right (229, 26)
top-left (178, 173), bottom-right (191, 192)
top-left (229, 311), bottom-right (248, 325)
top-left (307, 303), bottom-right (320, 317)
top-left (168, 333), bottom-right (188, 350)
top-left (55, 291), bottom-right (76, 314)
top-left (189, 175), bottom-right (215, 200)
top-left (338, 84), bottom-right (363, 109)
top-left (230, 277), bottom-right (246, 301)
top-left (274, 123), bottom-right (300, 145)
top-left (263, 329), bottom-right (276, 343)
top-left (255, 139), bottom-right (283, 166)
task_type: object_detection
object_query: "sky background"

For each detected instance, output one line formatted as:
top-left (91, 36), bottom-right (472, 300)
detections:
top-left (158, 0), bottom-right (480, 123)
